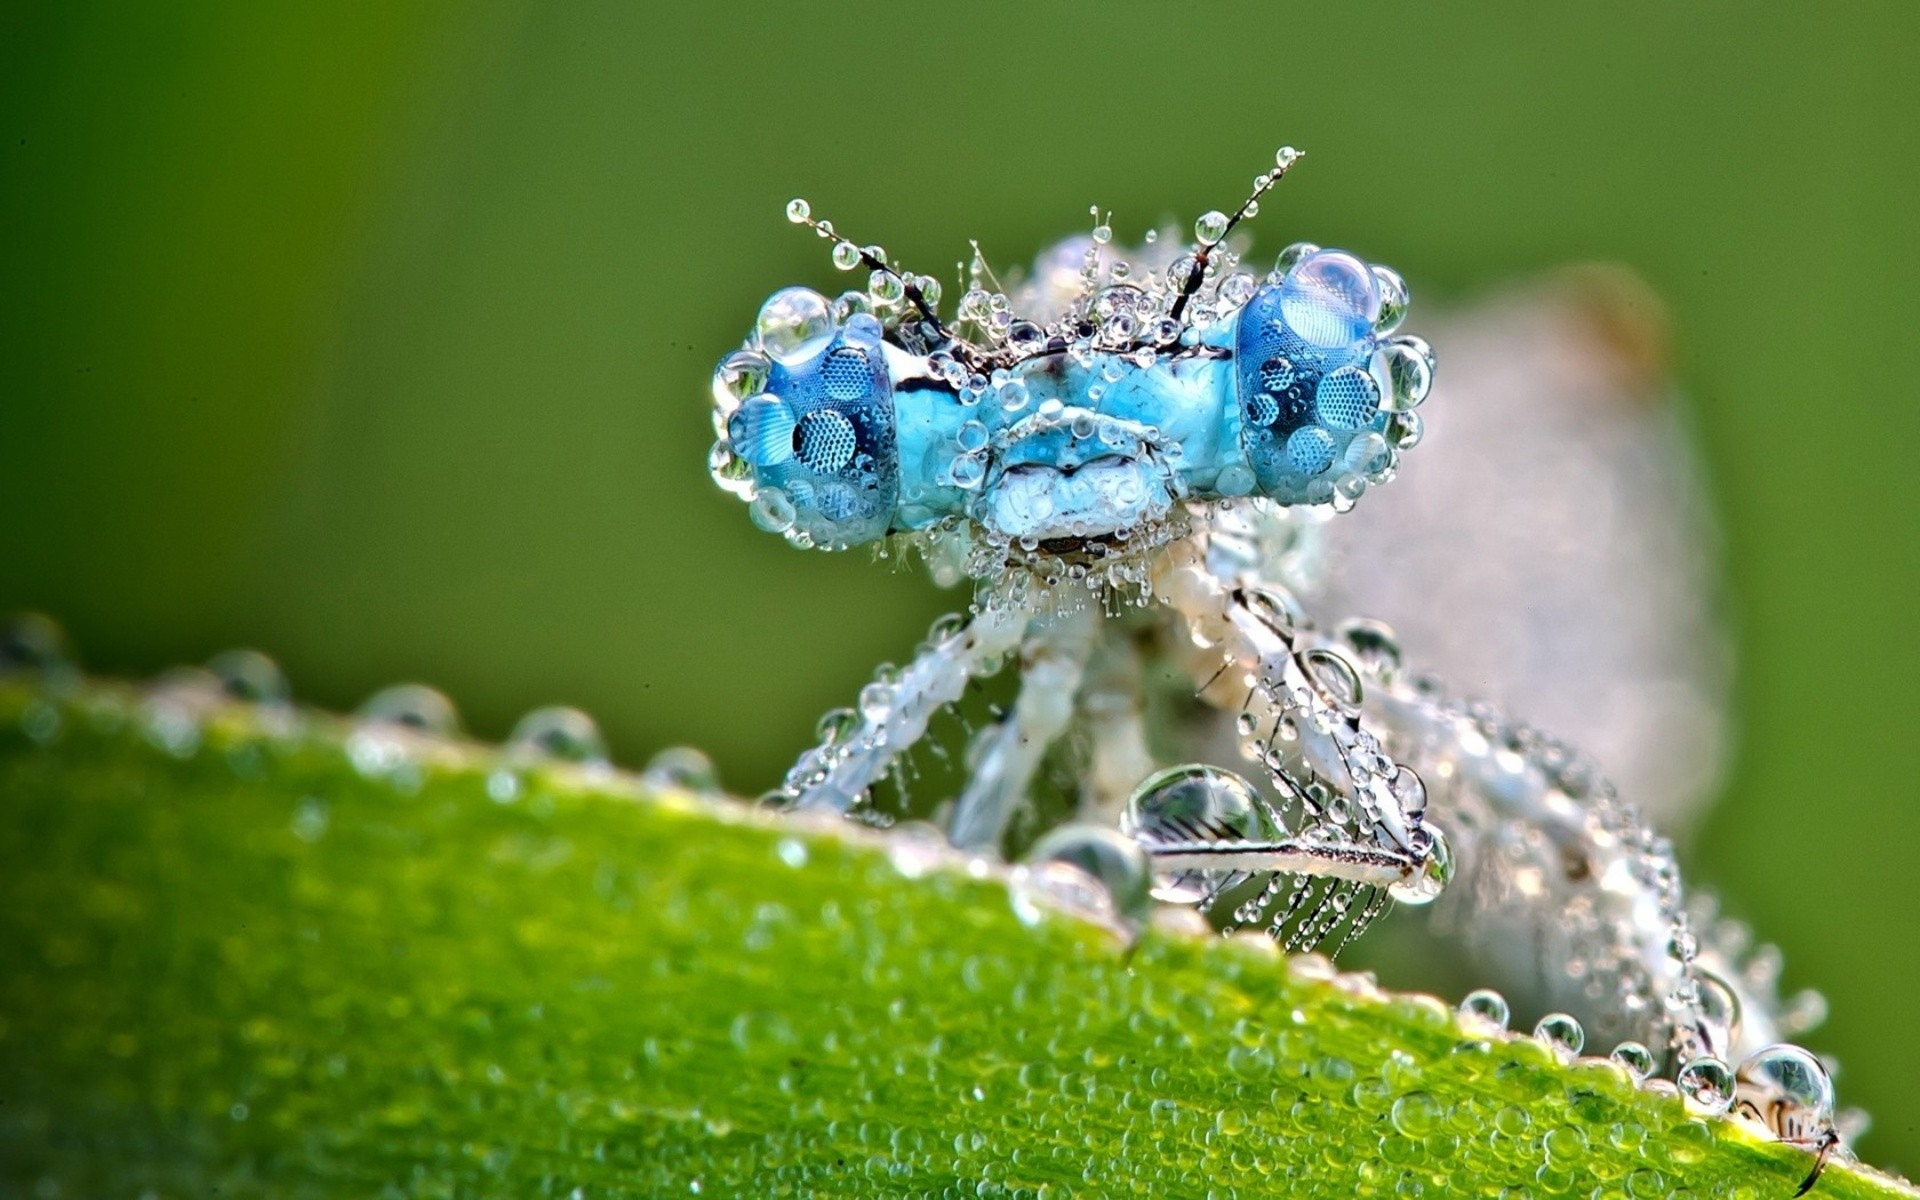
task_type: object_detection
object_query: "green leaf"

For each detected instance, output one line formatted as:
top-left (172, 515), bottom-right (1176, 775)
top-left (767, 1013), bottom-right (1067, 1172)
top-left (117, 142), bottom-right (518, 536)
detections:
top-left (0, 679), bottom-right (1908, 1198)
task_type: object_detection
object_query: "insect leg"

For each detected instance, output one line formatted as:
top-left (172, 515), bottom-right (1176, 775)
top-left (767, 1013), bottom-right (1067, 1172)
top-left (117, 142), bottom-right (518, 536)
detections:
top-left (947, 605), bottom-right (1100, 852)
top-left (782, 604), bottom-right (1028, 813)
top-left (1077, 624), bottom-right (1157, 824)
top-left (1139, 540), bottom-right (1450, 949)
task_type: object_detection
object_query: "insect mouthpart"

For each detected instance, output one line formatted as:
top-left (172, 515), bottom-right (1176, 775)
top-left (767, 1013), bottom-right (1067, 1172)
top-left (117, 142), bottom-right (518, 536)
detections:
top-left (979, 410), bottom-right (1177, 548)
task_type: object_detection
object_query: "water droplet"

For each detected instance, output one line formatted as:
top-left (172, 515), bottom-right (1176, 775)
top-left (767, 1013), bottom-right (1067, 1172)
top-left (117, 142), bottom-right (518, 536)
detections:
top-left (868, 270), bottom-right (904, 304)
top-left (785, 198), bottom-right (810, 223)
top-left (1677, 1056), bottom-right (1734, 1114)
top-left (1387, 765), bottom-right (1427, 818)
top-left (1279, 251), bottom-right (1380, 347)
top-left (1541, 1123), bottom-right (1586, 1162)
top-left (951, 455), bottom-right (985, 490)
top-left (206, 649), bottom-right (290, 705)
top-left (1387, 826), bottom-right (1451, 906)
top-left (1124, 765), bottom-right (1273, 904)
top-left (641, 746), bottom-right (721, 794)
top-left (1215, 463), bottom-right (1255, 497)
top-left (1273, 241), bottom-right (1320, 279)
top-left (708, 441), bottom-right (754, 496)
top-left (1386, 410), bottom-right (1424, 450)
top-left (755, 288), bottom-right (834, 364)
top-left (1493, 1105), bottom-right (1531, 1137)
top-left (1692, 968), bottom-right (1742, 1059)
top-left (1019, 823), bottom-right (1152, 925)
top-left (0, 613), bottom-right (73, 675)
top-left (749, 487), bottom-right (797, 534)
top-left (1609, 1041), bottom-right (1655, 1082)
top-left (1390, 1091), bottom-right (1441, 1138)
top-left (1219, 271), bottom-right (1257, 309)
top-left (1458, 989), bottom-right (1510, 1032)
top-left (358, 684), bottom-right (461, 736)
top-left (507, 706), bottom-right (609, 765)
top-left (1334, 618), bottom-right (1402, 681)
top-left (1194, 210), bottom-right (1229, 246)
top-left (1734, 1043), bottom-right (1835, 1139)
top-left (1371, 266), bottom-right (1408, 333)
top-left (1383, 337), bottom-right (1434, 410)
top-left (1533, 1012), bottom-right (1585, 1059)
top-left (1667, 1119), bottom-right (1712, 1165)
top-left (830, 240), bottom-right (861, 271)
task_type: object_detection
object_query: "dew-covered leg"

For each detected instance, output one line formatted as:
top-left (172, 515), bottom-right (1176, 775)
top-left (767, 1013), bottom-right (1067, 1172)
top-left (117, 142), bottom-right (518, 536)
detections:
top-left (947, 605), bottom-right (1099, 852)
top-left (1077, 626), bottom-right (1158, 823)
top-left (782, 604), bottom-right (1028, 812)
top-left (1317, 611), bottom-right (1848, 1158)
top-left (1132, 540), bottom-right (1449, 950)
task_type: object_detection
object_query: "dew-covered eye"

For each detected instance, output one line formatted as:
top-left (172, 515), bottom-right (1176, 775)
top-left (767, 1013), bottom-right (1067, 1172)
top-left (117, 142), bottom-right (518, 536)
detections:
top-left (1276, 251), bottom-right (1379, 347)
top-left (1232, 249), bottom-right (1428, 508)
top-left (711, 289), bottom-right (899, 548)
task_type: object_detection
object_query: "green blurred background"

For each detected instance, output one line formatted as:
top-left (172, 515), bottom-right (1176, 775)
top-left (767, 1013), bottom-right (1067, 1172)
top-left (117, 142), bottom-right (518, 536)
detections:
top-left (3, 0), bottom-right (1916, 1167)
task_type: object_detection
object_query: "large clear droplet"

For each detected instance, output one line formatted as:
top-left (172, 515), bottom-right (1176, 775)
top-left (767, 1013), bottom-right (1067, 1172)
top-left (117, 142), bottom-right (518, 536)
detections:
top-left (1020, 823), bottom-right (1152, 924)
top-left (1533, 1011), bottom-right (1585, 1059)
top-left (508, 705), bottom-right (609, 765)
top-left (641, 745), bottom-right (721, 794)
top-left (206, 648), bottom-right (291, 706)
top-left (1735, 1043), bottom-right (1836, 1138)
top-left (1279, 250), bottom-right (1380, 347)
top-left (1335, 618), bottom-right (1403, 681)
top-left (1678, 1056), bottom-right (1735, 1114)
top-left (1194, 210), bottom-right (1229, 246)
top-left (1610, 1041), bottom-right (1656, 1082)
top-left (711, 349), bottom-right (770, 421)
top-left (1458, 988), bottom-right (1510, 1032)
top-left (755, 287), bottom-right (834, 365)
top-left (1693, 969), bottom-right (1743, 1060)
top-left (1124, 764), bottom-right (1273, 904)
top-left (357, 684), bottom-right (461, 737)
top-left (1382, 337), bottom-right (1434, 410)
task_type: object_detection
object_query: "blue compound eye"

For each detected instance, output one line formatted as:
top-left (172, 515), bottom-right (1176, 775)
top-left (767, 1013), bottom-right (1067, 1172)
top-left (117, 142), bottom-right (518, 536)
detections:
top-left (717, 294), bottom-right (898, 547)
top-left (1234, 250), bottom-right (1395, 505)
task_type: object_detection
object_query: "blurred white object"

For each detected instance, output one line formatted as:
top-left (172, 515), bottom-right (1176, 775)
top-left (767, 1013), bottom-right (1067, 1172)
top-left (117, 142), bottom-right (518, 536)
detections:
top-left (1301, 266), bottom-right (1731, 825)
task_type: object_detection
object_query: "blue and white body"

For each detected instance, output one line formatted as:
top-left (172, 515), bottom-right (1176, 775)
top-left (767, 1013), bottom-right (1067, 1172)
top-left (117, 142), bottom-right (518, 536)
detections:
top-left (714, 236), bottom-right (1430, 568)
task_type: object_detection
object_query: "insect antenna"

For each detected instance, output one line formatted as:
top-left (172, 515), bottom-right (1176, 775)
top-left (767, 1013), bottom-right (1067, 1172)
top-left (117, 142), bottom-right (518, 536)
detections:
top-left (1167, 145), bottom-right (1305, 322)
top-left (783, 198), bottom-right (968, 355)
top-left (966, 240), bottom-right (1007, 295)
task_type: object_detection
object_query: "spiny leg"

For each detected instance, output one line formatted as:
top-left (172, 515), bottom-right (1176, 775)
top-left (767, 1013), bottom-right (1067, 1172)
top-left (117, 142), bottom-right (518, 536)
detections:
top-left (1315, 599), bottom-right (1848, 1153)
top-left (948, 605), bottom-right (1099, 852)
top-left (783, 604), bottom-right (1028, 813)
top-left (1130, 539), bottom-right (1451, 950)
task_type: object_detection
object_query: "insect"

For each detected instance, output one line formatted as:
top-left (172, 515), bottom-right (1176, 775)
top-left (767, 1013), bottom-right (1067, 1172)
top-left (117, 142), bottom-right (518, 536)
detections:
top-left (707, 149), bottom-right (1850, 1186)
